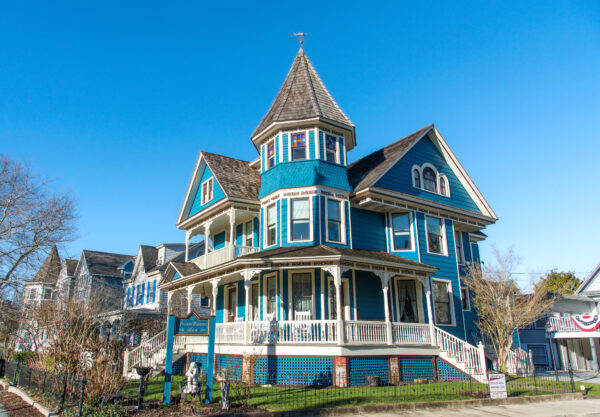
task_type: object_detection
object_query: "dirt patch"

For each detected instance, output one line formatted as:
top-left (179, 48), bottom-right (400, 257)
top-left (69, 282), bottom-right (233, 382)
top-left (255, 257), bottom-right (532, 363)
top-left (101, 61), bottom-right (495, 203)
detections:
top-left (0, 391), bottom-right (44, 417)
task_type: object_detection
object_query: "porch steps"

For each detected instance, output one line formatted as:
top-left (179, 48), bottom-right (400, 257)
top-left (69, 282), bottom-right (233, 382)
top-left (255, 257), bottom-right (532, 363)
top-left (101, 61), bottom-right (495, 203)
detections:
top-left (435, 327), bottom-right (487, 383)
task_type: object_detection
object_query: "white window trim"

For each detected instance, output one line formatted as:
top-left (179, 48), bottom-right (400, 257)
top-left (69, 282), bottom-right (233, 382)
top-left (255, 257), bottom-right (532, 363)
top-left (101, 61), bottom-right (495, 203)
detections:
top-left (389, 212), bottom-right (414, 252)
top-left (288, 197), bottom-right (313, 243)
top-left (262, 272), bottom-right (278, 320)
top-left (425, 215), bottom-right (448, 256)
top-left (432, 278), bottom-right (456, 326)
top-left (324, 133), bottom-right (340, 164)
top-left (455, 231), bottom-right (465, 265)
top-left (288, 130), bottom-right (308, 161)
top-left (327, 276), bottom-right (351, 320)
top-left (244, 220), bottom-right (254, 247)
top-left (264, 203), bottom-right (278, 248)
top-left (288, 269), bottom-right (315, 320)
top-left (411, 163), bottom-right (450, 197)
top-left (325, 198), bottom-right (346, 244)
top-left (461, 287), bottom-right (471, 311)
top-left (393, 277), bottom-right (425, 324)
top-left (200, 177), bottom-right (214, 206)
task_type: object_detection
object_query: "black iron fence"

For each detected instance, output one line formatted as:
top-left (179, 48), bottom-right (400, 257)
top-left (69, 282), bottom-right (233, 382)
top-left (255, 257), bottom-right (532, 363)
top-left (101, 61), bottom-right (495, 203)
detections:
top-left (3, 360), bottom-right (85, 413)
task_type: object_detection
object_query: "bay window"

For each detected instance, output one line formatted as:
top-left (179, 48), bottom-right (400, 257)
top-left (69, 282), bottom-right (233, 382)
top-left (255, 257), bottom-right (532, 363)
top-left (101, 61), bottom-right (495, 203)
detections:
top-left (325, 134), bottom-right (337, 163)
top-left (326, 199), bottom-right (342, 242)
top-left (266, 204), bottom-right (277, 246)
top-left (290, 198), bottom-right (310, 241)
top-left (291, 132), bottom-right (307, 161)
top-left (266, 140), bottom-right (275, 169)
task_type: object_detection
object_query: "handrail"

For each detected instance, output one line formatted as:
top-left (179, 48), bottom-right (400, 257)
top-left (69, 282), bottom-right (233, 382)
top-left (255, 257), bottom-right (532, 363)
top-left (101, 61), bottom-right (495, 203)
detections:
top-left (127, 329), bottom-right (167, 371)
top-left (435, 327), bottom-right (484, 373)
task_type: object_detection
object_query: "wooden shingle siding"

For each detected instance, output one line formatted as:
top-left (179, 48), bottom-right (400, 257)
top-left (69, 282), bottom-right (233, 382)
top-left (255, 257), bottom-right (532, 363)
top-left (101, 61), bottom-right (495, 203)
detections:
top-left (375, 137), bottom-right (481, 214)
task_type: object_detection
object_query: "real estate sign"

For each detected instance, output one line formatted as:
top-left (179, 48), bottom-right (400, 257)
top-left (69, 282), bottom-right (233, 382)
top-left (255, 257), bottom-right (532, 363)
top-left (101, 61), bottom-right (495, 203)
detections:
top-left (488, 373), bottom-right (507, 399)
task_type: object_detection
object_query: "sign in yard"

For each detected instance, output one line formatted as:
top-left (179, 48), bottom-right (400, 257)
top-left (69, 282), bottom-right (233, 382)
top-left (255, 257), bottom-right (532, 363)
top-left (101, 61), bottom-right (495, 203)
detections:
top-left (488, 373), bottom-right (507, 399)
top-left (176, 313), bottom-right (209, 335)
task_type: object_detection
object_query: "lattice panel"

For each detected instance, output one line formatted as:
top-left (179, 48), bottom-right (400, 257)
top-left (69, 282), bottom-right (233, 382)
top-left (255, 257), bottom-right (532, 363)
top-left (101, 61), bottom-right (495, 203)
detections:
top-left (254, 357), bottom-right (333, 386)
top-left (172, 356), bottom-right (186, 375)
top-left (437, 359), bottom-right (470, 381)
top-left (348, 357), bottom-right (389, 386)
top-left (189, 354), bottom-right (209, 376)
top-left (399, 357), bottom-right (434, 382)
top-left (216, 355), bottom-right (243, 381)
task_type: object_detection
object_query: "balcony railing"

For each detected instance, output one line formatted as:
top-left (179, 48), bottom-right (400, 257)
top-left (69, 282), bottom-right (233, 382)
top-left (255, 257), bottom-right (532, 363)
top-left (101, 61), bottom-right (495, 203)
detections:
top-left (192, 245), bottom-right (260, 270)
top-left (547, 317), bottom-right (581, 333)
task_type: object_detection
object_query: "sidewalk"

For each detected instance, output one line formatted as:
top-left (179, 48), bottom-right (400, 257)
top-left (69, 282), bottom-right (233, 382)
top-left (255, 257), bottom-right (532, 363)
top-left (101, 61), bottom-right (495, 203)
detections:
top-left (346, 398), bottom-right (600, 416)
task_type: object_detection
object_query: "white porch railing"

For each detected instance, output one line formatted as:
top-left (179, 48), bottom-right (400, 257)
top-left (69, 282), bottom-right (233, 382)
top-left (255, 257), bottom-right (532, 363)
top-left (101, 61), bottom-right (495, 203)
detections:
top-left (234, 245), bottom-right (260, 258)
top-left (215, 320), bottom-right (339, 344)
top-left (215, 322), bottom-right (245, 344)
top-left (392, 323), bottom-right (431, 345)
top-left (436, 327), bottom-right (484, 373)
top-left (191, 245), bottom-right (260, 271)
top-left (345, 320), bottom-right (387, 345)
top-left (507, 345), bottom-right (533, 374)
top-left (547, 316), bottom-right (585, 333)
top-left (127, 330), bottom-right (167, 370)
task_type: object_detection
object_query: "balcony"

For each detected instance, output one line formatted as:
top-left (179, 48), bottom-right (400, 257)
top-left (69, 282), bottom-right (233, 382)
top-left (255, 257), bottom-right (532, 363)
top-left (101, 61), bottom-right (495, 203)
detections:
top-left (192, 245), bottom-right (259, 270)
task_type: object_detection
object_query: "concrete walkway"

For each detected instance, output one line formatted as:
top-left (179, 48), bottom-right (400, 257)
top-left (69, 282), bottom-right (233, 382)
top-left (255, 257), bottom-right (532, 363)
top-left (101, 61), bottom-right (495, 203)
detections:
top-left (346, 398), bottom-right (600, 416)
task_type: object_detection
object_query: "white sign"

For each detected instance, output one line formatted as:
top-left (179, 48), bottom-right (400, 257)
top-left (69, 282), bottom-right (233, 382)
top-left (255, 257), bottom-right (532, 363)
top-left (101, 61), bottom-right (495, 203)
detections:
top-left (489, 373), bottom-right (507, 399)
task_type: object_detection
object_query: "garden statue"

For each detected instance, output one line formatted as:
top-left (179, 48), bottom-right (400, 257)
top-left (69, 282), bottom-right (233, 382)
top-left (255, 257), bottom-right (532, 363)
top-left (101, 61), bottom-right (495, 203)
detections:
top-left (184, 361), bottom-right (199, 394)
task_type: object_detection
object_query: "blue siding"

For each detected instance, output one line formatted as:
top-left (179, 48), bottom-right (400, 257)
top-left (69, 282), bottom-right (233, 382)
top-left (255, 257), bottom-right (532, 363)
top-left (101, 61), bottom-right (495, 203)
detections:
top-left (259, 161), bottom-right (351, 198)
top-left (351, 208), bottom-right (386, 251)
top-left (375, 137), bottom-right (481, 214)
top-left (216, 285), bottom-right (224, 323)
top-left (235, 224), bottom-right (243, 246)
top-left (282, 133), bottom-right (289, 162)
top-left (309, 129), bottom-right (316, 159)
top-left (318, 131), bottom-right (325, 160)
top-left (187, 162), bottom-right (226, 217)
top-left (213, 232), bottom-right (226, 250)
top-left (339, 137), bottom-right (345, 165)
top-left (354, 270), bottom-right (384, 320)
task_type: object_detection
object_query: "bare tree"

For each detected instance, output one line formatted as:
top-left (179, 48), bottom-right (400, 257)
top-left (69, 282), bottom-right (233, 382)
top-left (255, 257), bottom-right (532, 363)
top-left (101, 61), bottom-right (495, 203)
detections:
top-left (463, 248), bottom-right (554, 374)
top-left (0, 155), bottom-right (76, 291)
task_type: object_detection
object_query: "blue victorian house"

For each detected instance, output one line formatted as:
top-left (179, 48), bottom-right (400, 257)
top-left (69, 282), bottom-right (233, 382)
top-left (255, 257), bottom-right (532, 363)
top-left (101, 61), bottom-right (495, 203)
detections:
top-left (125, 49), bottom-right (500, 385)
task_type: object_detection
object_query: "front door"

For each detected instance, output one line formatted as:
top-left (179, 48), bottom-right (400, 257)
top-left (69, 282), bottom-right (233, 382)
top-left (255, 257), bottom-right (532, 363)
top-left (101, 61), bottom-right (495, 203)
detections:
top-left (227, 287), bottom-right (237, 322)
top-left (397, 280), bottom-right (419, 323)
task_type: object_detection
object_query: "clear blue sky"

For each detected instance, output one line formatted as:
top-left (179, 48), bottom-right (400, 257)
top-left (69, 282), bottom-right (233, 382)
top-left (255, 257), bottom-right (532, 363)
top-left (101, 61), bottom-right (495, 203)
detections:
top-left (2, 1), bottom-right (599, 286)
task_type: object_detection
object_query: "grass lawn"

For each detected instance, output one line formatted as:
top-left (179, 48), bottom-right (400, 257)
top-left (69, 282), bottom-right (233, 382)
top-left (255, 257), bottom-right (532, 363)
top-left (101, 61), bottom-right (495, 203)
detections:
top-left (122, 376), bottom-right (599, 412)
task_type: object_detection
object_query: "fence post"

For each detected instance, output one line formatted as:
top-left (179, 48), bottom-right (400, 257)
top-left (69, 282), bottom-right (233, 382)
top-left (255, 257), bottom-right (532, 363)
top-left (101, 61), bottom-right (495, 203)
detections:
top-left (568, 367), bottom-right (575, 393)
top-left (59, 373), bottom-right (68, 413)
top-left (123, 349), bottom-right (130, 377)
top-left (78, 373), bottom-right (86, 417)
top-left (477, 342), bottom-right (487, 376)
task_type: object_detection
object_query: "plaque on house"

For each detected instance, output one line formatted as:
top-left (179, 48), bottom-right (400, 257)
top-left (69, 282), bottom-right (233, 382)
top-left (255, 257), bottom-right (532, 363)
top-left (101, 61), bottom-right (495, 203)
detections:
top-left (175, 312), bottom-right (210, 335)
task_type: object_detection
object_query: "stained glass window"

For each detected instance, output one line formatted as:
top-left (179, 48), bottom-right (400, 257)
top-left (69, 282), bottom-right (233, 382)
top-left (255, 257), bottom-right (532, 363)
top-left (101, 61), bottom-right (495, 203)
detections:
top-left (325, 134), bottom-right (337, 162)
top-left (291, 132), bottom-right (307, 160)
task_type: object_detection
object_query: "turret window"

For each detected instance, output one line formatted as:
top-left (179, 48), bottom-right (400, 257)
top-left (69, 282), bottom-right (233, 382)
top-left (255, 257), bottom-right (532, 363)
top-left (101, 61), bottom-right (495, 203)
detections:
top-left (266, 140), bottom-right (275, 169)
top-left (290, 198), bottom-right (311, 241)
top-left (326, 199), bottom-right (342, 242)
top-left (266, 204), bottom-right (277, 247)
top-left (291, 132), bottom-right (307, 160)
top-left (325, 134), bottom-right (338, 163)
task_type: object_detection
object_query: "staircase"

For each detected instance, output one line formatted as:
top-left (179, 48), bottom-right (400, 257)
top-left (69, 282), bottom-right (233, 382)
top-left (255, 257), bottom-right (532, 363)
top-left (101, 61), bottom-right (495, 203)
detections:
top-left (123, 330), bottom-right (187, 379)
top-left (482, 334), bottom-right (533, 374)
top-left (435, 327), bottom-right (488, 383)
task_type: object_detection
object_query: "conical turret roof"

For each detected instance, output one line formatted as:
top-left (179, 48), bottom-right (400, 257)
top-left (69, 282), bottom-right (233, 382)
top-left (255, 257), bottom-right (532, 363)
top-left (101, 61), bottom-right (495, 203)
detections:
top-left (30, 246), bottom-right (62, 285)
top-left (252, 49), bottom-right (354, 143)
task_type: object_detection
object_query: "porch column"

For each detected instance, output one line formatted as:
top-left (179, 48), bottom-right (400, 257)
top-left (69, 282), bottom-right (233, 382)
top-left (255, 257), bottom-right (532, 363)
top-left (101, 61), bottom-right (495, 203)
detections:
top-left (204, 220), bottom-right (212, 269)
top-left (424, 277), bottom-right (436, 345)
top-left (590, 338), bottom-right (599, 371)
top-left (229, 209), bottom-right (236, 261)
top-left (167, 292), bottom-right (173, 315)
top-left (378, 272), bottom-right (393, 346)
top-left (185, 230), bottom-right (191, 262)
top-left (211, 278), bottom-right (220, 316)
top-left (187, 286), bottom-right (194, 314)
top-left (243, 269), bottom-right (258, 345)
top-left (327, 266), bottom-right (344, 345)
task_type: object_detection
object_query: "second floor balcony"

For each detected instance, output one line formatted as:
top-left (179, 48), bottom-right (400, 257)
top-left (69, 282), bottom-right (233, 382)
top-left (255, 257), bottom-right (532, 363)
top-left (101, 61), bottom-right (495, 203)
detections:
top-left (191, 244), bottom-right (260, 270)
top-left (546, 316), bottom-right (600, 336)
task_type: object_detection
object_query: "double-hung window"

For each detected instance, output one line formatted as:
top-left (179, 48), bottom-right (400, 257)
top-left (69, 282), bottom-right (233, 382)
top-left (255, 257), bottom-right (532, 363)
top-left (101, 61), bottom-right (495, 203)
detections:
top-left (291, 132), bottom-right (307, 160)
top-left (266, 275), bottom-right (277, 317)
top-left (266, 204), bottom-right (277, 246)
top-left (326, 199), bottom-right (342, 242)
top-left (325, 134), bottom-right (337, 163)
top-left (426, 216), bottom-right (445, 255)
top-left (266, 140), bottom-right (275, 169)
top-left (391, 213), bottom-right (412, 250)
top-left (290, 198), bottom-right (310, 241)
top-left (455, 231), bottom-right (465, 264)
top-left (461, 287), bottom-right (470, 310)
top-left (201, 178), bottom-right (213, 205)
top-left (433, 280), bottom-right (452, 324)
top-left (244, 221), bottom-right (253, 247)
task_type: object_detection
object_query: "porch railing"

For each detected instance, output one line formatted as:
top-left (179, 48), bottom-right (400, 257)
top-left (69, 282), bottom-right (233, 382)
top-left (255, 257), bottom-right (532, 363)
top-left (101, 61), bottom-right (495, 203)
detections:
top-left (547, 316), bottom-right (582, 333)
top-left (344, 320), bottom-right (387, 345)
top-left (436, 327), bottom-right (484, 373)
top-left (192, 245), bottom-right (260, 270)
top-left (392, 323), bottom-right (431, 345)
top-left (215, 320), bottom-right (339, 344)
top-left (215, 322), bottom-right (245, 344)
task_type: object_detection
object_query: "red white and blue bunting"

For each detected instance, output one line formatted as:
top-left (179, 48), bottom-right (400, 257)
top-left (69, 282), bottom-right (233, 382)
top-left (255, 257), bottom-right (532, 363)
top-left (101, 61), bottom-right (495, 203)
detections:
top-left (570, 315), bottom-right (600, 332)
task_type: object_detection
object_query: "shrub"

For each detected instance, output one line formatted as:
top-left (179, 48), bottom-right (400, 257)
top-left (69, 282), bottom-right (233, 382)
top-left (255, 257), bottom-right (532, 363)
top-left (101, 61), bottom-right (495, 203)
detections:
top-left (11, 351), bottom-right (35, 364)
top-left (62, 403), bottom-right (126, 417)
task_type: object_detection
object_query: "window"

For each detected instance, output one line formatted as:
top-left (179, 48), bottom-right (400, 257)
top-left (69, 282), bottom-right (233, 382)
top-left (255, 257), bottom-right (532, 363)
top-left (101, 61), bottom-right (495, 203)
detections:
top-left (426, 216), bottom-right (445, 254)
top-left (244, 221), bottom-right (253, 247)
top-left (325, 134), bottom-right (337, 163)
top-left (391, 213), bottom-right (412, 250)
top-left (266, 140), bottom-right (275, 169)
top-left (251, 282), bottom-right (259, 320)
top-left (125, 288), bottom-right (130, 308)
top-left (43, 288), bottom-right (52, 300)
top-left (461, 287), bottom-right (470, 310)
top-left (433, 280), bottom-right (452, 325)
top-left (147, 281), bottom-right (152, 303)
top-left (266, 275), bottom-right (277, 317)
top-left (290, 198), bottom-right (310, 241)
top-left (423, 167), bottom-right (437, 192)
top-left (326, 199), bottom-right (342, 242)
top-left (266, 204), bottom-right (277, 246)
top-left (413, 168), bottom-right (421, 188)
top-left (138, 284), bottom-right (144, 305)
top-left (291, 132), bottom-right (307, 160)
top-left (291, 273), bottom-right (312, 319)
top-left (528, 345), bottom-right (550, 367)
top-left (455, 231), bottom-right (465, 264)
top-left (397, 280), bottom-right (419, 323)
top-left (201, 178), bottom-right (213, 205)
top-left (440, 176), bottom-right (448, 196)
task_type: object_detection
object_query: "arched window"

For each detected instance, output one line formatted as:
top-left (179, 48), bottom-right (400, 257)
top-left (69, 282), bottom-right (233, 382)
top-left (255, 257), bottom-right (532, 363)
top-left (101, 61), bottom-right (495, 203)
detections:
top-left (423, 167), bottom-right (437, 192)
top-left (413, 168), bottom-right (421, 188)
top-left (440, 176), bottom-right (447, 196)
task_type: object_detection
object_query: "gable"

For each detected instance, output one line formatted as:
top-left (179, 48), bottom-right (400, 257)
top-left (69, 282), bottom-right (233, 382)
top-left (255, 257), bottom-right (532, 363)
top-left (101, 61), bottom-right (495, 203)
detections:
top-left (578, 264), bottom-right (600, 295)
top-left (185, 161), bottom-right (226, 218)
top-left (375, 136), bottom-right (482, 214)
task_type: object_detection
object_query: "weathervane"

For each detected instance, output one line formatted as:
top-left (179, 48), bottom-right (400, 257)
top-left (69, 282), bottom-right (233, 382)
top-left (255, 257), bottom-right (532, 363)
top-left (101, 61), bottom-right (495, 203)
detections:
top-left (291, 32), bottom-right (307, 47)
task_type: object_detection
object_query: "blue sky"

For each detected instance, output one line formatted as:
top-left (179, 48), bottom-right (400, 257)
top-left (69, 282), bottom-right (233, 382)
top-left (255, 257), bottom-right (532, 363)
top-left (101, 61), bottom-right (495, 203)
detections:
top-left (2, 1), bottom-right (599, 286)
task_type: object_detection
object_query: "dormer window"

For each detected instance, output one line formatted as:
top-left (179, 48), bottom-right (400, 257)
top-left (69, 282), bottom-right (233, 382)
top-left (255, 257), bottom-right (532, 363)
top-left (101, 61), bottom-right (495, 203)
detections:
top-left (325, 134), bottom-right (337, 163)
top-left (291, 132), bottom-right (307, 161)
top-left (267, 140), bottom-right (275, 169)
top-left (412, 164), bottom-right (450, 197)
top-left (201, 177), bottom-right (213, 205)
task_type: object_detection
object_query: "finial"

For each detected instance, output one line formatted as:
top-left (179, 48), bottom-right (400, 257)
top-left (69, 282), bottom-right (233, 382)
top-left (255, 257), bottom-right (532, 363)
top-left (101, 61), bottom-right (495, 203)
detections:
top-left (291, 32), bottom-right (307, 48)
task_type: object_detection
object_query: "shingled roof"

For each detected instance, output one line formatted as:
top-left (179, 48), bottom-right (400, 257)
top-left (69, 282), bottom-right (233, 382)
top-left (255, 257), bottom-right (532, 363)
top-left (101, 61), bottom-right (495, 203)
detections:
top-left (140, 245), bottom-right (159, 272)
top-left (82, 250), bottom-right (133, 277)
top-left (65, 259), bottom-right (78, 276)
top-left (348, 125), bottom-right (432, 192)
top-left (170, 261), bottom-right (201, 277)
top-left (30, 246), bottom-right (62, 285)
top-left (202, 152), bottom-right (260, 202)
top-left (252, 48), bottom-right (354, 139)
